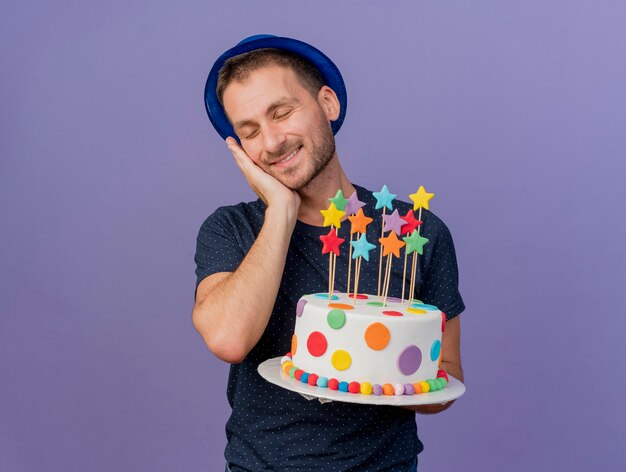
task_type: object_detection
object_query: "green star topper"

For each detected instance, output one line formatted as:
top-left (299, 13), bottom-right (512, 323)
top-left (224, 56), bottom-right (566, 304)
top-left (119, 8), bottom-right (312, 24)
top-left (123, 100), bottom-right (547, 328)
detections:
top-left (403, 230), bottom-right (429, 255)
top-left (329, 189), bottom-right (348, 211)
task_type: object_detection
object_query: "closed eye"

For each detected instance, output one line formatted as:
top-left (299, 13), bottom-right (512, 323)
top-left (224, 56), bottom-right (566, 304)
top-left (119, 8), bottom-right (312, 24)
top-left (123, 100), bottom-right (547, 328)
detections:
top-left (243, 129), bottom-right (259, 140)
top-left (274, 109), bottom-right (294, 120)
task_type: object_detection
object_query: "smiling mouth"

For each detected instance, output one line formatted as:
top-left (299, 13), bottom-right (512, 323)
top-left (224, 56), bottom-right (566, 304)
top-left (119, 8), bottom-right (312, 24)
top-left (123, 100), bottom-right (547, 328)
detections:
top-left (272, 146), bottom-right (302, 166)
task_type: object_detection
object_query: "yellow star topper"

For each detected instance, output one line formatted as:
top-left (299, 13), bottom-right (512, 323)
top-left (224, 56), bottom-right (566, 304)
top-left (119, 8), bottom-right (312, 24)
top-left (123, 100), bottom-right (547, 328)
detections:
top-left (409, 185), bottom-right (435, 211)
top-left (320, 202), bottom-right (345, 228)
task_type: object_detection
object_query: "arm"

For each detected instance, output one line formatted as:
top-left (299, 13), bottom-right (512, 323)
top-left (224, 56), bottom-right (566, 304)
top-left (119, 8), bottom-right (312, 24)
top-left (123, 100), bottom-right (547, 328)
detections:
top-left (192, 138), bottom-right (301, 363)
top-left (402, 315), bottom-right (463, 414)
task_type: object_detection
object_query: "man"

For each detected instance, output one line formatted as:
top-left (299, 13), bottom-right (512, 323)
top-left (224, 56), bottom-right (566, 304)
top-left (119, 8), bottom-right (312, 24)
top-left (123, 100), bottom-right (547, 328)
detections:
top-left (193, 35), bottom-right (465, 471)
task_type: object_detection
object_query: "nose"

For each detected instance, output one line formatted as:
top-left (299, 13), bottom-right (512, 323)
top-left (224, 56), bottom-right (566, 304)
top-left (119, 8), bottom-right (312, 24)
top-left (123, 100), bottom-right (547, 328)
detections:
top-left (261, 123), bottom-right (287, 156)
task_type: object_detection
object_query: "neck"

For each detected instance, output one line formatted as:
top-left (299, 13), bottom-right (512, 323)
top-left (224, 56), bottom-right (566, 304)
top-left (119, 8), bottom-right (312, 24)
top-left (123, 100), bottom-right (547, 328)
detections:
top-left (296, 153), bottom-right (355, 226)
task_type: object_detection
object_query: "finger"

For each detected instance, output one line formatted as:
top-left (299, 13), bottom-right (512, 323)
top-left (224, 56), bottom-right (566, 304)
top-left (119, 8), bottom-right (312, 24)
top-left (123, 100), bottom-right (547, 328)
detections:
top-left (227, 138), bottom-right (261, 175)
top-left (226, 138), bottom-right (255, 176)
top-left (225, 137), bottom-right (250, 162)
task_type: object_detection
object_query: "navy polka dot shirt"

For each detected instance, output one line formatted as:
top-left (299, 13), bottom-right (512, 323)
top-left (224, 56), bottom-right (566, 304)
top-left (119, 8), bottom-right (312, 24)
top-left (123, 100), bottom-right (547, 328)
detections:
top-left (194, 184), bottom-right (465, 471)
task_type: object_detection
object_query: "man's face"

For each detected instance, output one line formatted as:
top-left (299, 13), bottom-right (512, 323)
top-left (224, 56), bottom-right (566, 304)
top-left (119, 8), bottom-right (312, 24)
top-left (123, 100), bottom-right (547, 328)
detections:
top-left (222, 65), bottom-right (338, 191)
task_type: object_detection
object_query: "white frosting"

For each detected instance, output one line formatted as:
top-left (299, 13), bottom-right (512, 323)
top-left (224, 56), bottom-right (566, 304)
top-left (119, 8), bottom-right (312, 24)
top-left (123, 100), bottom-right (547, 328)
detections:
top-left (291, 293), bottom-right (443, 386)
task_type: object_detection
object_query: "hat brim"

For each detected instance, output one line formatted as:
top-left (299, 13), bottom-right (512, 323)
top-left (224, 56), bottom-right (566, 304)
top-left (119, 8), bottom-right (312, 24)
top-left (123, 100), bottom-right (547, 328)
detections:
top-left (204, 36), bottom-right (347, 142)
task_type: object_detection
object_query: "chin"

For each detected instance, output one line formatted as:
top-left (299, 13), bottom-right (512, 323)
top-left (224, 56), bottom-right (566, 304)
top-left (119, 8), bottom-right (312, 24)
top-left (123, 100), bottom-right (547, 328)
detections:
top-left (279, 177), bottom-right (306, 192)
top-left (272, 168), bottom-right (310, 192)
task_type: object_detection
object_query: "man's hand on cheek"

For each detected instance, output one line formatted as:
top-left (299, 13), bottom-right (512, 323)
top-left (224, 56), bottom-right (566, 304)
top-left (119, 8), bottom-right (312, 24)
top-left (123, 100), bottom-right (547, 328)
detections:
top-left (226, 137), bottom-right (300, 219)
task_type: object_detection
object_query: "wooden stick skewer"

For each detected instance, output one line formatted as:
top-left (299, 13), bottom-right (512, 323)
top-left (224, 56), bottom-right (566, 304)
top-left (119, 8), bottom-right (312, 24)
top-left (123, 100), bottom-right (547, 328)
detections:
top-left (346, 232), bottom-right (354, 297)
top-left (328, 250), bottom-right (332, 302)
top-left (330, 252), bottom-right (335, 297)
top-left (382, 254), bottom-right (392, 306)
top-left (401, 241), bottom-right (408, 302)
top-left (377, 208), bottom-right (386, 297)
top-left (408, 251), bottom-right (416, 304)
top-left (352, 256), bottom-right (362, 306)
top-left (408, 208), bottom-right (425, 304)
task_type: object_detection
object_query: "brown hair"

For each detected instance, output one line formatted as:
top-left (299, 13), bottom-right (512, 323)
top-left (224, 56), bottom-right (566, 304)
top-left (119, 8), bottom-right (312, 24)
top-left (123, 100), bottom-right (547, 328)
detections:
top-left (216, 48), bottom-right (325, 106)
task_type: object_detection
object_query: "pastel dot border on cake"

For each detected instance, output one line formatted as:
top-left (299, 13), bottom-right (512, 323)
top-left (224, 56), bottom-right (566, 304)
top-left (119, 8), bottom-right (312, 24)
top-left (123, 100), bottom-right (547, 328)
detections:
top-left (280, 353), bottom-right (448, 396)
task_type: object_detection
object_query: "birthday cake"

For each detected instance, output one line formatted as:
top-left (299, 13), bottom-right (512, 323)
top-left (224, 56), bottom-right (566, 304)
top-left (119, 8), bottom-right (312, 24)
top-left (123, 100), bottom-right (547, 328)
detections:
top-left (279, 185), bottom-right (450, 396)
top-left (281, 293), bottom-right (448, 396)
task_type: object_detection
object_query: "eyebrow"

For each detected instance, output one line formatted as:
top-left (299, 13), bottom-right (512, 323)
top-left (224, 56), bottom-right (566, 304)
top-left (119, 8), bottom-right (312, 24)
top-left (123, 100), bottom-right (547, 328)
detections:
top-left (232, 97), bottom-right (299, 130)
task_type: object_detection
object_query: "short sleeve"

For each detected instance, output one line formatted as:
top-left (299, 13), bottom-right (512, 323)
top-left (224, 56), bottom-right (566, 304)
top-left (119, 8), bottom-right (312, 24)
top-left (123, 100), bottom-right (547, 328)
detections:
top-left (194, 209), bottom-right (246, 300)
top-left (420, 216), bottom-right (465, 320)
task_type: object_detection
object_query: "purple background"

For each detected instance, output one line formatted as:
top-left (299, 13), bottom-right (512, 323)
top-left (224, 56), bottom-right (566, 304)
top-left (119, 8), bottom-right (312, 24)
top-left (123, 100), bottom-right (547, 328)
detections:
top-left (2, 1), bottom-right (625, 470)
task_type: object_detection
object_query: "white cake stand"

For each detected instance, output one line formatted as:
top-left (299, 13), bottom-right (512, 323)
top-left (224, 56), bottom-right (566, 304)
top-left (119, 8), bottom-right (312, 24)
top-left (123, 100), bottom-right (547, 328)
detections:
top-left (258, 357), bottom-right (466, 406)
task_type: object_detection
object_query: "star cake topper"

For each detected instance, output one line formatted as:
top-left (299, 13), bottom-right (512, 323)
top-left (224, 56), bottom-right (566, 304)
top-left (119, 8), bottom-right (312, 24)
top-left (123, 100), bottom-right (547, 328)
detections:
top-left (320, 202), bottom-right (345, 228)
top-left (350, 233), bottom-right (376, 261)
top-left (348, 208), bottom-right (373, 235)
top-left (373, 185), bottom-right (396, 211)
top-left (400, 209), bottom-right (423, 235)
top-left (409, 185), bottom-right (435, 211)
top-left (382, 209), bottom-right (405, 235)
top-left (378, 231), bottom-right (406, 258)
top-left (329, 189), bottom-right (348, 212)
top-left (344, 191), bottom-right (366, 216)
top-left (403, 230), bottom-right (429, 255)
top-left (320, 227), bottom-right (345, 256)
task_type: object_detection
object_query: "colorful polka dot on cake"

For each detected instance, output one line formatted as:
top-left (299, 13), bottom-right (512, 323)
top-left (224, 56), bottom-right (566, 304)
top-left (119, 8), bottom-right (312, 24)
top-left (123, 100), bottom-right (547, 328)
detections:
top-left (296, 299), bottom-right (308, 316)
top-left (327, 303), bottom-right (353, 310)
top-left (364, 322), bottom-right (390, 350)
top-left (410, 303), bottom-right (438, 310)
top-left (385, 297), bottom-right (403, 303)
top-left (291, 335), bottom-right (297, 355)
top-left (327, 309), bottom-right (346, 329)
top-left (307, 331), bottom-right (327, 357)
top-left (331, 350), bottom-right (352, 370)
top-left (382, 310), bottom-right (403, 317)
top-left (430, 339), bottom-right (441, 361)
top-left (398, 345), bottom-right (422, 375)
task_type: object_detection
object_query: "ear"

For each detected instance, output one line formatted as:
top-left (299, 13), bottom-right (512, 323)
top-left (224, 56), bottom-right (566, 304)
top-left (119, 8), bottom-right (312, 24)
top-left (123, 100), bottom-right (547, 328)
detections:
top-left (317, 85), bottom-right (341, 121)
